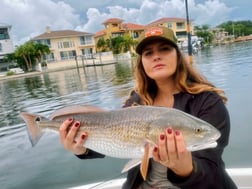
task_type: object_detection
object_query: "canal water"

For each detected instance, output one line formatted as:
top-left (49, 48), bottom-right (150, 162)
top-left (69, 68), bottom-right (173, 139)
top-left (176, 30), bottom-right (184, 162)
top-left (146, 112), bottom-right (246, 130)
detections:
top-left (0, 41), bottom-right (252, 189)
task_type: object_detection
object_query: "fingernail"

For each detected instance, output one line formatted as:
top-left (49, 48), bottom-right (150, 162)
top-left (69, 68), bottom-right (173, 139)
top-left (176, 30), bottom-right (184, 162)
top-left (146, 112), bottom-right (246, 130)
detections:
top-left (68, 118), bottom-right (73, 122)
top-left (167, 128), bottom-right (172, 134)
top-left (175, 130), bottom-right (180, 136)
top-left (74, 122), bottom-right (80, 127)
top-left (153, 147), bottom-right (158, 152)
top-left (81, 134), bottom-right (86, 140)
top-left (160, 134), bottom-right (165, 140)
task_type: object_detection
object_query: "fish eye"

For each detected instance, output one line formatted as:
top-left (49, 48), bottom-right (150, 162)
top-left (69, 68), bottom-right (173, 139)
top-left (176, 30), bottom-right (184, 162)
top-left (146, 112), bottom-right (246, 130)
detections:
top-left (35, 117), bottom-right (41, 122)
top-left (195, 128), bottom-right (202, 133)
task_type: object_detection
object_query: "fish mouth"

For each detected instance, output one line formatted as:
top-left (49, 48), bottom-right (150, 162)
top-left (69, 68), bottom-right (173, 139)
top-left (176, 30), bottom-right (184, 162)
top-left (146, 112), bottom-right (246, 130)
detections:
top-left (188, 141), bottom-right (218, 152)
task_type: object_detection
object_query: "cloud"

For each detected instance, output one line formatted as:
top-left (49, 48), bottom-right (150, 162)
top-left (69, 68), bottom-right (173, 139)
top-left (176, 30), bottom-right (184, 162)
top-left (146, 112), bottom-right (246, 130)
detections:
top-left (0, 0), bottom-right (236, 45)
top-left (75, 8), bottom-right (108, 33)
top-left (78, 0), bottom-right (233, 32)
top-left (1, 0), bottom-right (80, 45)
top-left (190, 0), bottom-right (233, 26)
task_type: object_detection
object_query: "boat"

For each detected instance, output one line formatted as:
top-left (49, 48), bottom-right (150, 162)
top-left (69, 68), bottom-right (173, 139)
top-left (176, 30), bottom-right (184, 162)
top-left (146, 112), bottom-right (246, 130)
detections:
top-left (9, 67), bottom-right (24, 74)
top-left (70, 168), bottom-right (252, 189)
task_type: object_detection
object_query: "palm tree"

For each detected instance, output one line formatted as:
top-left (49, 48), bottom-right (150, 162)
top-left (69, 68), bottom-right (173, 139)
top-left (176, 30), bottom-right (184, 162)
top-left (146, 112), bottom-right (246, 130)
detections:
top-left (97, 37), bottom-right (107, 52)
top-left (15, 42), bottom-right (35, 71)
top-left (34, 42), bottom-right (50, 64)
top-left (123, 34), bottom-right (136, 53)
top-left (14, 41), bottom-right (50, 71)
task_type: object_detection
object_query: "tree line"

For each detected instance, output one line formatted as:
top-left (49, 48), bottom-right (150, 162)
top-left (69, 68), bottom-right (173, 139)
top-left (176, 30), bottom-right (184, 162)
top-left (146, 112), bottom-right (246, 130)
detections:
top-left (195, 20), bottom-right (252, 44)
top-left (217, 20), bottom-right (252, 37)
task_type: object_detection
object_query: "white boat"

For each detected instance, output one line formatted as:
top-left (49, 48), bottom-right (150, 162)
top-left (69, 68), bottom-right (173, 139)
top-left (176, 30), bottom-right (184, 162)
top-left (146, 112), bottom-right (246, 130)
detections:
top-left (9, 67), bottom-right (24, 74)
top-left (69, 168), bottom-right (252, 189)
top-left (227, 168), bottom-right (252, 189)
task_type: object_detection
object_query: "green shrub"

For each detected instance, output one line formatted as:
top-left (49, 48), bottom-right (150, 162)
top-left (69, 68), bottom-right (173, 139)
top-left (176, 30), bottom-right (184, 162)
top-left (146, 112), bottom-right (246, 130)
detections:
top-left (41, 61), bottom-right (47, 67)
top-left (6, 71), bottom-right (15, 76)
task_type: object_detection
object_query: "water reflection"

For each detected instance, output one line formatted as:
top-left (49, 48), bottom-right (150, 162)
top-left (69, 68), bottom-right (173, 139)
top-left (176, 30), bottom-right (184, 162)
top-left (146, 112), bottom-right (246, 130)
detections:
top-left (0, 61), bottom-right (134, 128)
top-left (113, 61), bottom-right (134, 85)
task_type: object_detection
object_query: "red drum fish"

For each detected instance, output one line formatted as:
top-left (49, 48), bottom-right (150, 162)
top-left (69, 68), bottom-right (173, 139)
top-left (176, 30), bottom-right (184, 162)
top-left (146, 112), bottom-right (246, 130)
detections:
top-left (20, 105), bottom-right (220, 180)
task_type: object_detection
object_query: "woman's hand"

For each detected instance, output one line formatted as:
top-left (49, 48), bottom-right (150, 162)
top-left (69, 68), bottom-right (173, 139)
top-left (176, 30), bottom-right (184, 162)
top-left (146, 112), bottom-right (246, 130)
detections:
top-left (152, 127), bottom-right (193, 177)
top-left (59, 118), bottom-right (88, 155)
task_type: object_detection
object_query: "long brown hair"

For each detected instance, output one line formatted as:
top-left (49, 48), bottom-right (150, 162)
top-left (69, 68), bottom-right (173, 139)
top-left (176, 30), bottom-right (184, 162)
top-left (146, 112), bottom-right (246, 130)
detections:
top-left (134, 46), bottom-right (227, 105)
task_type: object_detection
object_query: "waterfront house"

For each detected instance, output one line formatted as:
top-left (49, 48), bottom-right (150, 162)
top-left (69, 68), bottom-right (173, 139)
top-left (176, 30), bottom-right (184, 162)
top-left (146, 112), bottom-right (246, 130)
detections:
top-left (94, 18), bottom-right (145, 53)
top-left (32, 27), bottom-right (95, 63)
top-left (0, 24), bottom-right (15, 72)
top-left (211, 28), bottom-right (233, 45)
top-left (94, 17), bottom-right (194, 53)
top-left (147, 17), bottom-right (194, 43)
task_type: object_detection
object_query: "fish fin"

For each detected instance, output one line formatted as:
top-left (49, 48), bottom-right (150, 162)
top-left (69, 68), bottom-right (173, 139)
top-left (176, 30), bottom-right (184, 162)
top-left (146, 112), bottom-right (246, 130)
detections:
top-left (50, 105), bottom-right (106, 119)
top-left (121, 159), bottom-right (142, 173)
top-left (20, 112), bottom-right (44, 147)
top-left (145, 138), bottom-right (157, 147)
top-left (140, 143), bottom-right (150, 180)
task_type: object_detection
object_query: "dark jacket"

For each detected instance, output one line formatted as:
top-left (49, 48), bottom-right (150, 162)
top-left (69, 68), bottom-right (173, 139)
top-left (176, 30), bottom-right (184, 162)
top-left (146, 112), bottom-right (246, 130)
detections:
top-left (77, 91), bottom-right (238, 189)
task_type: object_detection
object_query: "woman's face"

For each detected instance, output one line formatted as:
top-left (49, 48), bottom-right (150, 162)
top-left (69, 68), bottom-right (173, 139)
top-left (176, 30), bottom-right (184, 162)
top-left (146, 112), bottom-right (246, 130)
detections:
top-left (141, 40), bottom-right (177, 82)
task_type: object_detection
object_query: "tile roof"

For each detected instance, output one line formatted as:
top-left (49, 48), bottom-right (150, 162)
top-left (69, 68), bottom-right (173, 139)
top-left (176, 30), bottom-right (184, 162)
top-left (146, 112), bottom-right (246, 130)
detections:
top-left (32, 30), bottom-right (93, 40)
top-left (148, 17), bottom-right (188, 26)
top-left (103, 18), bottom-right (124, 24)
top-left (94, 29), bottom-right (106, 38)
top-left (121, 23), bottom-right (146, 30)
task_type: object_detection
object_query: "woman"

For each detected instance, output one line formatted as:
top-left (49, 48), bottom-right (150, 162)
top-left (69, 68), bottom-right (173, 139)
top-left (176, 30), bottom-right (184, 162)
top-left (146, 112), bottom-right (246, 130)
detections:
top-left (59, 26), bottom-right (237, 189)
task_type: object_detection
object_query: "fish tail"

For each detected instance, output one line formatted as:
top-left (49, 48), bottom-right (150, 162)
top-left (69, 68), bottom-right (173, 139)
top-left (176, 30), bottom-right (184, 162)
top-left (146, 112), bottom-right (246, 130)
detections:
top-left (20, 112), bottom-right (44, 147)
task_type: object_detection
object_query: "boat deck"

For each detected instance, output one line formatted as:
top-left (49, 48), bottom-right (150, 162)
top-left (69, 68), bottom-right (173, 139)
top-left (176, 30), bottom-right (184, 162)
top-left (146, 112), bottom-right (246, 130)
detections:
top-left (70, 168), bottom-right (252, 189)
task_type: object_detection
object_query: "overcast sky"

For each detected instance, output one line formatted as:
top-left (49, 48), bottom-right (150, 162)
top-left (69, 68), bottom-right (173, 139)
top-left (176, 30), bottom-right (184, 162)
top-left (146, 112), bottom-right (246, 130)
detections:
top-left (1, 0), bottom-right (251, 45)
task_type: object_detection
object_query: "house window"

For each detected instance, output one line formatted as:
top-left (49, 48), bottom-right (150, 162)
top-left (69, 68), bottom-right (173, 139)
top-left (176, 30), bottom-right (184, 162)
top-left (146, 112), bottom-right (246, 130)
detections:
top-left (58, 41), bottom-right (75, 49)
top-left (80, 36), bottom-right (92, 45)
top-left (81, 48), bottom-right (93, 59)
top-left (167, 22), bottom-right (173, 29)
top-left (0, 28), bottom-right (10, 40)
top-left (60, 50), bottom-right (76, 60)
top-left (37, 39), bottom-right (51, 48)
top-left (43, 53), bottom-right (55, 62)
top-left (133, 32), bottom-right (139, 39)
top-left (176, 31), bottom-right (187, 38)
top-left (176, 22), bottom-right (185, 29)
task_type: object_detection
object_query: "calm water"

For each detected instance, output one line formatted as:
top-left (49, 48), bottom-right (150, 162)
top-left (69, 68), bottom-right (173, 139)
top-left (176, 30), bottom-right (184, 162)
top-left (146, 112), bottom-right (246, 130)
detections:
top-left (0, 41), bottom-right (252, 189)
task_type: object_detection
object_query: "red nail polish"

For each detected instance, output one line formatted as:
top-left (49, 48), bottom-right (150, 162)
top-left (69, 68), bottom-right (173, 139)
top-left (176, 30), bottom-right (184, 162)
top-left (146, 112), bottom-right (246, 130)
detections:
top-left (81, 134), bottom-right (86, 140)
top-left (153, 147), bottom-right (158, 152)
top-left (167, 128), bottom-right (172, 134)
top-left (75, 122), bottom-right (80, 127)
top-left (160, 134), bottom-right (165, 140)
top-left (68, 118), bottom-right (73, 122)
top-left (175, 130), bottom-right (180, 136)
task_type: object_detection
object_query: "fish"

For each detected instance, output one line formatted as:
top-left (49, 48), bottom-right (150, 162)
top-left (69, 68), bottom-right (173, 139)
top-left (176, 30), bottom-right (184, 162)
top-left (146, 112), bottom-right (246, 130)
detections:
top-left (20, 105), bottom-right (221, 180)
